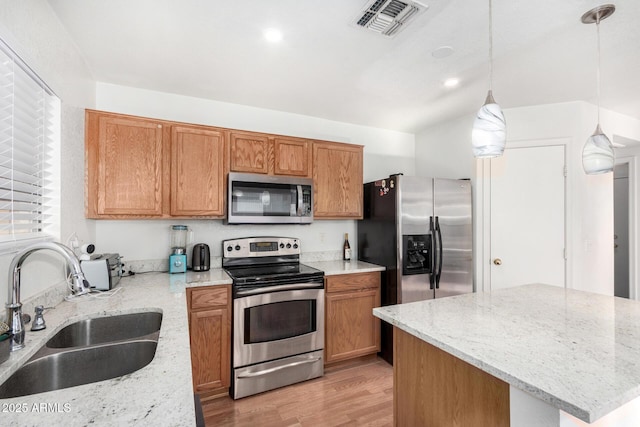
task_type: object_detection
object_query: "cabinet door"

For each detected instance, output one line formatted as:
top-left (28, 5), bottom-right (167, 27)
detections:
top-left (274, 137), bottom-right (311, 177)
top-left (171, 126), bottom-right (225, 216)
top-left (229, 131), bottom-right (269, 174)
top-left (93, 114), bottom-right (164, 216)
top-left (189, 307), bottom-right (230, 393)
top-left (313, 142), bottom-right (363, 218)
top-left (325, 287), bottom-right (381, 363)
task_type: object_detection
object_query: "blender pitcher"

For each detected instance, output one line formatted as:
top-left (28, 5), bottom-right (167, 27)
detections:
top-left (169, 225), bottom-right (189, 273)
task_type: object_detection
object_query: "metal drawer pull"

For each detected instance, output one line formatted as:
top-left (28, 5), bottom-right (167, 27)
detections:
top-left (237, 357), bottom-right (321, 378)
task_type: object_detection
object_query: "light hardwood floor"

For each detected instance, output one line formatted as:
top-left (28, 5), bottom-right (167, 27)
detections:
top-left (202, 357), bottom-right (393, 426)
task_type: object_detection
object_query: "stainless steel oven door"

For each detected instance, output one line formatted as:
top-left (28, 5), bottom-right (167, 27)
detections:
top-left (233, 287), bottom-right (324, 368)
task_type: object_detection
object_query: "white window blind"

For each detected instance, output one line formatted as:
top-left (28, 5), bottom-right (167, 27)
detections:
top-left (0, 38), bottom-right (60, 251)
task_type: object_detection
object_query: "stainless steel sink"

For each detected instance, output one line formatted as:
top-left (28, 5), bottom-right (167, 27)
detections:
top-left (46, 312), bottom-right (162, 348)
top-left (0, 340), bottom-right (158, 398)
top-left (0, 311), bottom-right (163, 398)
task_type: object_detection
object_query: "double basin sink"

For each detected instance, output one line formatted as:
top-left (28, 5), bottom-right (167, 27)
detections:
top-left (0, 311), bottom-right (162, 398)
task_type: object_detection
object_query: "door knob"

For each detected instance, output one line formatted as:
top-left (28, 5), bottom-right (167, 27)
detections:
top-left (493, 258), bottom-right (502, 266)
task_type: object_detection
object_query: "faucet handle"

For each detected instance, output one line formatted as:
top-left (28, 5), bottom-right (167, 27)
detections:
top-left (31, 305), bottom-right (47, 331)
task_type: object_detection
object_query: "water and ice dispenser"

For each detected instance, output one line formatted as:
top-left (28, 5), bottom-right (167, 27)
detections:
top-left (402, 234), bottom-right (431, 275)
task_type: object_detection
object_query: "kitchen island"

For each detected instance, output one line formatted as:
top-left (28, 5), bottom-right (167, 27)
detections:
top-left (373, 284), bottom-right (640, 426)
top-left (0, 270), bottom-right (231, 426)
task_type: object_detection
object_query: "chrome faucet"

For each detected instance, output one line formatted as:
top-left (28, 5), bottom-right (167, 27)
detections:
top-left (5, 242), bottom-right (91, 352)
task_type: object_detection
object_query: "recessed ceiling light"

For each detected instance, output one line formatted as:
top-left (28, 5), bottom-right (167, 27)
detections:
top-left (432, 46), bottom-right (454, 59)
top-left (443, 78), bottom-right (460, 88)
top-left (264, 28), bottom-right (283, 43)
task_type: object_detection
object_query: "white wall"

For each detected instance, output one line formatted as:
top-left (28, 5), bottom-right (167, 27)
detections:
top-left (94, 83), bottom-right (415, 264)
top-left (415, 101), bottom-right (640, 295)
top-left (0, 1), bottom-right (96, 308)
top-left (414, 113), bottom-right (475, 180)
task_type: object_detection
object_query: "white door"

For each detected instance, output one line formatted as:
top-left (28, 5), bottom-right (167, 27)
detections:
top-left (489, 145), bottom-right (566, 290)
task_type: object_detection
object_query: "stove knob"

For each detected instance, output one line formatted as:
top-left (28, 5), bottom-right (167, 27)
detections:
top-left (293, 243), bottom-right (298, 249)
top-left (226, 246), bottom-right (233, 252)
top-left (286, 243), bottom-right (292, 249)
top-left (235, 245), bottom-right (241, 251)
top-left (279, 243), bottom-right (285, 249)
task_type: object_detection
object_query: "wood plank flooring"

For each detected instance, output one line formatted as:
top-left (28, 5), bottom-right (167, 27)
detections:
top-left (202, 357), bottom-right (393, 426)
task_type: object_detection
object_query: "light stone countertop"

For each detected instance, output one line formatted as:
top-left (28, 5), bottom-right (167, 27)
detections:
top-left (0, 269), bottom-right (231, 427)
top-left (0, 260), bottom-right (378, 426)
top-left (373, 283), bottom-right (640, 424)
top-left (304, 260), bottom-right (385, 275)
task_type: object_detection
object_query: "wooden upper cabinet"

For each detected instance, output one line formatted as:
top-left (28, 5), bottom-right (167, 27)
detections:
top-left (86, 110), bottom-right (226, 218)
top-left (170, 126), bottom-right (225, 216)
top-left (274, 137), bottom-right (311, 177)
top-left (86, 109), bottom-right (364, 220)
top-left (229, 132), bottom-right (311, 177)
top-left (229, 131), bottom-right (269, 174)
top-left (86, 111), bottom-right (165, 217)
top-left (313, 141), bottom-right (363, 219)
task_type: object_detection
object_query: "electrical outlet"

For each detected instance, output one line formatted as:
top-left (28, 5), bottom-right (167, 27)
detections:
top-left (319, 232), bottom-right (325, 243)
top-left (67, 232), bottom-right (80, 249)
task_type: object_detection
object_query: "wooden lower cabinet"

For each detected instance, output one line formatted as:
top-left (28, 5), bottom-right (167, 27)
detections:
top-left (394, 328), bottom-right (510, 426)
top-left (325, 272), bottom-right (381, 364)
top-left (187, 285), bottom-right (231, 397)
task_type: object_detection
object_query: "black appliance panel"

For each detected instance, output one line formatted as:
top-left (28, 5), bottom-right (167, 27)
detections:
top-left (402, 234), bottom-right (432, 275)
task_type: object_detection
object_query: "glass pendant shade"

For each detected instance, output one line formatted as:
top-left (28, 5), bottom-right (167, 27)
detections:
top-left (580, 5), bottom-right (616, 175)
top-left (582, 124), bottom-right (614, 175)
top-left (472, 90), bottom-right (506, 158)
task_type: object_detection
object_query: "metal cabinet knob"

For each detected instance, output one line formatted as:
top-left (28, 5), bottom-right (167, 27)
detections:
top-left (493, 258), bottom-right (502, 266)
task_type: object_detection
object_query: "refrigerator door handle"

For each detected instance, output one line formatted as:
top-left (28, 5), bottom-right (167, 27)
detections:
top-left (435, 216), bottom-right (444, 288)
top-left (429, 216), bottom-right (435, 290)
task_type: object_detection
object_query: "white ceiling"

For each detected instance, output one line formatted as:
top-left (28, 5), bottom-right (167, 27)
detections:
top-left (47, 0), bottom-right (640, 134)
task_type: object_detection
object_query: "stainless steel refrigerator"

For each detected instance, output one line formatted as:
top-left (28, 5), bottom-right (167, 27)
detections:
top-left (358, 174), bottom-right (473, 364)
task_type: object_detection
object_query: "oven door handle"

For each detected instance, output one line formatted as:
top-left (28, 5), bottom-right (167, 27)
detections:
top-left (235, 282), bottom-right (323, 296)
top-left (237, 357), bottom-right (322, 379)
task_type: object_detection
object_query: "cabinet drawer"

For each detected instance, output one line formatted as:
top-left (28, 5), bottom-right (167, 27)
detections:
top-left (326, 272), bottom-right (380, 293)
top-left (190, 286), bottom-right (229, 310)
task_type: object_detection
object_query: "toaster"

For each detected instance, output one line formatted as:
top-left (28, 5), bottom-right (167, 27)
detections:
top-left (80, 253), bottom-right (122, 291)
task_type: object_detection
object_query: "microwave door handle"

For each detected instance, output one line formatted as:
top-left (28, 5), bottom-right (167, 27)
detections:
top-left (297, 185), bottom-right (303, 216)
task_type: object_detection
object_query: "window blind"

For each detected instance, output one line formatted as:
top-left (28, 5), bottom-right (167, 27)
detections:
top-left (0, 38), bottom-right (60, 250)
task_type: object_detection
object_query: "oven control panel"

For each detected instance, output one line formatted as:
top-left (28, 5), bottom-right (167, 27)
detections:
top-left (223, 237), bottom-right (300, 258)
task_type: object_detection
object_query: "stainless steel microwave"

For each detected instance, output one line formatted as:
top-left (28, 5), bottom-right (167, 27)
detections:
top-left (227, 172), bottom-right (313, 224)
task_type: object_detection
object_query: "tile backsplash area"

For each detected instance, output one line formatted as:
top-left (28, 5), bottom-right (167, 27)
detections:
top-left (123, 250), bottom-right (343, 274)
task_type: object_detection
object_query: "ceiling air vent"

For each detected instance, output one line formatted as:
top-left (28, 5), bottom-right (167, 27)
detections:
top-left (354, 0), bottom-right (427, 37)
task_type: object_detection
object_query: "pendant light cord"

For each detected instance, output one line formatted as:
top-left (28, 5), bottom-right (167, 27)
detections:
top-left (489, 0), bottom-right (494, 91)
top-left (596, 18), bottom-right (601, 126)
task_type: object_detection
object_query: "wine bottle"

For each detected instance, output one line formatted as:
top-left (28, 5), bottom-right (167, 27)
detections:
top-left (343, 233), bottom-right (351, 261)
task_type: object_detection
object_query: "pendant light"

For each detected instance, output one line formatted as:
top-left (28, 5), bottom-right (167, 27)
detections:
top-left (581, 4), bottom-right (615, 175)
top-left (472, 0), bottom-right (506, 158)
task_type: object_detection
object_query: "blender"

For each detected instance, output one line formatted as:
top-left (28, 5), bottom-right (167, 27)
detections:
top-left (169, 225), bottom-right (188, 273)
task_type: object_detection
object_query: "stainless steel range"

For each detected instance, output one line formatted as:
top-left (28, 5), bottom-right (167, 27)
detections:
top-left (222, 236), bottom-right (325, 399)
